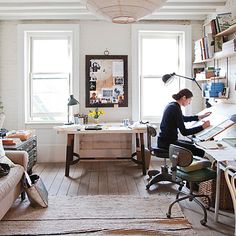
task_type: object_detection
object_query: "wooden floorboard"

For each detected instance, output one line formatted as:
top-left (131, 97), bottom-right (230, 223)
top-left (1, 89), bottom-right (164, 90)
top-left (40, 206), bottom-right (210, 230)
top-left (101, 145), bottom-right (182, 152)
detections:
top-left (32, 159), bottom-right (234, 236)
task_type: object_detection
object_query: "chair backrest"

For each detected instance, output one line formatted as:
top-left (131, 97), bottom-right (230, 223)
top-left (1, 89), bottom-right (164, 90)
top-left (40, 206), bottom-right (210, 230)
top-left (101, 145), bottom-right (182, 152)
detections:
top-left (224, 166), bottom-right (236, 213)
top-left (169, 144), bottom-right (193, 167)
top-left (169, 144), bottom-right (193, 181)
top-left (146, 124), bottom-right (157, 151)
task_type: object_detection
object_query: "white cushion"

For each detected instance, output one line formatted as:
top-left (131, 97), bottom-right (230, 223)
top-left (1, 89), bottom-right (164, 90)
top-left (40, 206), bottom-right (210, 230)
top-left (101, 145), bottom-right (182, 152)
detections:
top-left (0, 139), bottom-right (5, 157)
top-left (0, 139), bottom-right (16, 167)
top-left (0, 156), bottom-right (16, 167)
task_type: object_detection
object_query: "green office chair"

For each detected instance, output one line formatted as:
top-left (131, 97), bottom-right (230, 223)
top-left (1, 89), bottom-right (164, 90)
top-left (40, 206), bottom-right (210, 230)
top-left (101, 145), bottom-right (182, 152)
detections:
top-left (166, 144), bottom-right (216, 225)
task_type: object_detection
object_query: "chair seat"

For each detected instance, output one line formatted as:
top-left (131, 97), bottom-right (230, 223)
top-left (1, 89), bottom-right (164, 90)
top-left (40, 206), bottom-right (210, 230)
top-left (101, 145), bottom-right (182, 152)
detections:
top-left (151, 147), bottom-right (169, 158)
top-left (177, 168), bottom-right (216, 183)
top-left (178, 158), bottom-right (212, 172)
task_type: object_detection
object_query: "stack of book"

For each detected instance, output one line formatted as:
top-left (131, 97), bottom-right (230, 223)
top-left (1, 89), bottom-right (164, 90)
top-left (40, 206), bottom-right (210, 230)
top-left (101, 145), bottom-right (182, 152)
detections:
top-left (194, 34), bottom-right (214, 61)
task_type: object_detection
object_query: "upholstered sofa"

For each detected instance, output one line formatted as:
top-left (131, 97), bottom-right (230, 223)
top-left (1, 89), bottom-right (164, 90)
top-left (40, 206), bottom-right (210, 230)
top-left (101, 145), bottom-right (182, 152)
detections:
top-left (0, 150), bottom-right (28, 220)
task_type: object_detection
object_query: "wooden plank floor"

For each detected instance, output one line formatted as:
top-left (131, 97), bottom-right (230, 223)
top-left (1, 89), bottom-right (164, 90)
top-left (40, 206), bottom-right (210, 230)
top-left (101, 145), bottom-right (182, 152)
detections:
top-left (33, 159), bottom-right (234, 236)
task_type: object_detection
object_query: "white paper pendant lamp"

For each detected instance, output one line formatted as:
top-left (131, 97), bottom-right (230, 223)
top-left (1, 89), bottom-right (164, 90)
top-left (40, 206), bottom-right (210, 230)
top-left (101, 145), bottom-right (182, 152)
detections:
top-left (86, 0), bottom-right (167, 24)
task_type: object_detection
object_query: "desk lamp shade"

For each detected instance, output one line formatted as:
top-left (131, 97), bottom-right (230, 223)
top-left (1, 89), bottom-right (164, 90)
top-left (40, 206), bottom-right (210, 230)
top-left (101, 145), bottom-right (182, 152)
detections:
top-left (68, 95), bottom-right (79, 106)
top-left (162, 73), bottom-right (175, 86)
top-left (67, 95), bottom-right (79, 124)
top-left (86, 0), bottom-right (167, 24)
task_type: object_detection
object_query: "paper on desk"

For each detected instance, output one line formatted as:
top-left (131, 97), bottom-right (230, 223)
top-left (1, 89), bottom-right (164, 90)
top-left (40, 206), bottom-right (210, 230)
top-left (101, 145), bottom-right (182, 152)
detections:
top-left (196, 141), bottom-right (222, 150)
top-left (226, 160), bottom-right (236, 167)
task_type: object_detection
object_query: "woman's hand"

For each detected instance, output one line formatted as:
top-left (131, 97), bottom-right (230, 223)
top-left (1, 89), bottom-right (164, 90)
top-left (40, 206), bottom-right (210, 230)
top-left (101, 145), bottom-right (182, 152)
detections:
top-left (202, 120), bottom-right (210, 129)
top-left (198, 111), bottom-right (212, 120)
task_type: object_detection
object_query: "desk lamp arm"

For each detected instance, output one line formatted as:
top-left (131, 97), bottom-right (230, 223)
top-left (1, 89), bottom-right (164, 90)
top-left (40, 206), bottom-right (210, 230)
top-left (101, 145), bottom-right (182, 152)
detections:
top-left (174, 73), bottom-right (202, 91)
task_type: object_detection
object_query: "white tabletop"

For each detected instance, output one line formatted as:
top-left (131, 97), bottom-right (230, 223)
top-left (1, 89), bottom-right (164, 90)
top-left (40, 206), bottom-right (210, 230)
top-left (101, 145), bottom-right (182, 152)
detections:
top-left (54, 123), bottom-right (147, 134)
top-left (204, 141), bottom-right (236, 162)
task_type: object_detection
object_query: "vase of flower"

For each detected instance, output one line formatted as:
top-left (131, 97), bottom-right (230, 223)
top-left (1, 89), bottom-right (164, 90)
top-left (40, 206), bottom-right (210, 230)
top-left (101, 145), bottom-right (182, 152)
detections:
top-left (88, 107), bottom-right (104, 124)
top-left (94, 117), bottom-right (99, 124)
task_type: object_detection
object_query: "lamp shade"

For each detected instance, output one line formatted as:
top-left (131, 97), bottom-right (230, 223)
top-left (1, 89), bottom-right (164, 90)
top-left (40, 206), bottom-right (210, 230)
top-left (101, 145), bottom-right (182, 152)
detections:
top-left (67, 95), bottom-right (79, 106)
top-left (162, 73), bottom-right (175, 85)
top-left (86, 0), bottom-right (167, 24)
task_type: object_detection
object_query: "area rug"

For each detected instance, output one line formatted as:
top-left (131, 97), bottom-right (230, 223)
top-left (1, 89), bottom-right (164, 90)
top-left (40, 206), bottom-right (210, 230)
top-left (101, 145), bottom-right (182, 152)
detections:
top-left (0, 195), bottom-right (196, 236)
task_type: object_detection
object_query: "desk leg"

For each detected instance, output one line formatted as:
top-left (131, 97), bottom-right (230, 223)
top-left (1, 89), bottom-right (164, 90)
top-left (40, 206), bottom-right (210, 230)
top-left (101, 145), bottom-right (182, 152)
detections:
top-left (65, 134), bottom-right (74, 177)
top-left (214, 161), bottom-right (221, 222)
top-left (130, 133), bottom-right (146, 176)
top-left (140, 133), bottom-right (146, 175)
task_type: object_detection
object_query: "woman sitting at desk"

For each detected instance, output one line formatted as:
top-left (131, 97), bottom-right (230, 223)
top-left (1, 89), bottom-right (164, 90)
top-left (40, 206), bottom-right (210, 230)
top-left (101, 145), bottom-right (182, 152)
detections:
top-left (158, 88), bottom-right (211, 157)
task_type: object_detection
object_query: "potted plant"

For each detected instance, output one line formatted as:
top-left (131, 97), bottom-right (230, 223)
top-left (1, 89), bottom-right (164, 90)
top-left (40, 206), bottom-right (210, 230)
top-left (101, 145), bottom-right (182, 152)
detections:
top-left (0, 98), bottom-right (5, 129)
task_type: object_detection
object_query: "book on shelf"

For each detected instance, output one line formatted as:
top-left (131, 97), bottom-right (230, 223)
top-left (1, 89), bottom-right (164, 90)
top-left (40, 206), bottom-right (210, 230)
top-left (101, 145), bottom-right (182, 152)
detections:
top-left (216, 12), bottom-right (233, 32)
top-left (200, 37), bottom-right (207, 60)
top-left (214, 36), bottom-right (223, 52)
top-left (194, 39), bottom-right (202, 62)
top-left (204, 34), bottom-right (214, 59)
top-left (210, 18), bottom-right (218, 36)
top-left (193, 67), bottom-right (205, 78)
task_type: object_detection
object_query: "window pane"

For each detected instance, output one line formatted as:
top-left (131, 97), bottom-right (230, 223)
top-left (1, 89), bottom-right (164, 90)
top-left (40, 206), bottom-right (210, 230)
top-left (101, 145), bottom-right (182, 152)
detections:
top-left (142, 38), bottom-right (178, 76)
top-left (141, 77), bottom-right (179, 117)
top-left (140, 33), bottom-right (182, 121)
top-left (31, 74), bottom-right (69, 122)
top-left (32, 39), bottom-right (70, 73)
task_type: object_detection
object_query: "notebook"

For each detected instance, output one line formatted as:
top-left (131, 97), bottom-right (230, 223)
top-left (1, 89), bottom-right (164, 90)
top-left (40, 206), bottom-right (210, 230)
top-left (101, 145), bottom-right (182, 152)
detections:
top-left (85, 125), bottom-right (102, 130)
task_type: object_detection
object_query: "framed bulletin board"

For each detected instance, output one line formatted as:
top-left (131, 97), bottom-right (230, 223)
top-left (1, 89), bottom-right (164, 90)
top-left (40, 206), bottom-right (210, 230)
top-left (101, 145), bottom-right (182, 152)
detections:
top-left (85, 55), bottom-right (128, 107)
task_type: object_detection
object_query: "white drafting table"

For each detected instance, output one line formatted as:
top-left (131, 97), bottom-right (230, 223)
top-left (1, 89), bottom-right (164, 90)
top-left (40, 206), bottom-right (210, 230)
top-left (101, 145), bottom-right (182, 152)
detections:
top-left (203, 141), bottom-right (236, 222)
top-left (54, 123), bottom-right (147, 177)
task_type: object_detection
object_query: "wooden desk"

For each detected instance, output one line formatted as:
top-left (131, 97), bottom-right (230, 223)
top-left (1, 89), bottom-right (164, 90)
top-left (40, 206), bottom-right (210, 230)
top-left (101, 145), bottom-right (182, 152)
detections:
top-left (54, 124), bottom-right (147, 177)
top-left (203, 141), bottom-right (236, 222)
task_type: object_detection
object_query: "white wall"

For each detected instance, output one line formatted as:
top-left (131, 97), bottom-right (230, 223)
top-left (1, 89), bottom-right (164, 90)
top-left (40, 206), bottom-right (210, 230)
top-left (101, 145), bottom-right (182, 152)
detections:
top-left (0, 19), bottom-right (235, 163)
top-left (79, 21), bottom-right (132, 122)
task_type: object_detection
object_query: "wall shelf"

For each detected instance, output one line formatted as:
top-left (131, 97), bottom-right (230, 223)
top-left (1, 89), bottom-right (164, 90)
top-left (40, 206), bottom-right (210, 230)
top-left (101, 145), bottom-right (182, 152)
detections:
top-left (194, 22), bottom-right (236, 64)
top-left (196, 77), bottom-right (226, 82)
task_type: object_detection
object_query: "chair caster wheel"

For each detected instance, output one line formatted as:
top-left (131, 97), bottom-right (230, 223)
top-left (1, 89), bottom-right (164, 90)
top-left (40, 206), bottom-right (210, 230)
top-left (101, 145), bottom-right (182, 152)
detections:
top-left (200, 219), bottom-right (207, 226)
top-left (166, 213), bottom-right (171, 218)
top-left (178, 186), bottom-right (183, 191)
top-left (146, 184), bottom-right (150, 190)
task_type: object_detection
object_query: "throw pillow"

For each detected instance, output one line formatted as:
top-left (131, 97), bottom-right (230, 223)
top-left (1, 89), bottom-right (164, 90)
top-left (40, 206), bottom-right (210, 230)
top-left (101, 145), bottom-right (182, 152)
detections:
top-left (0, 139), bottom-right (16, 167)
top-left (0, 155), bottom-right (16, 167)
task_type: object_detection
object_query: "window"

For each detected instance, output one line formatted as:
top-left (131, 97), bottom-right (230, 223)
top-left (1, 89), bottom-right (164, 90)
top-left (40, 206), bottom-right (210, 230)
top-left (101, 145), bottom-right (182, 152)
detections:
top-left (28, 34), bottom-right (71, 123)
top-left (140, 33), bottom-right (183, 121)
top-left (131, 24), bottom-right (191, 122)
top-left (18, 24), bottom-right (79, 124)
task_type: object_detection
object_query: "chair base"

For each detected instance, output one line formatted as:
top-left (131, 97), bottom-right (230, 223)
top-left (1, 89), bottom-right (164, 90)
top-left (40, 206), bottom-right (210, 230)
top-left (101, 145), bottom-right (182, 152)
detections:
top-left (146, 165), bottom-right (184, 190)
top-left (166, 186), bottom-right (211, 226)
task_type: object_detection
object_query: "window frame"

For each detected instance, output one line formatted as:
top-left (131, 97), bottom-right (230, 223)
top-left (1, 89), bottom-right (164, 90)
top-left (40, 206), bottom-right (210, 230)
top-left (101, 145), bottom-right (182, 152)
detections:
top-left (17, 24), bottom-right (80, 125)
top-left (140, 32), bottom-right (183, 122)
top-left (131, 24), bottom-right (192, 123)
top-left (28, 33), bottom-right (72, 122)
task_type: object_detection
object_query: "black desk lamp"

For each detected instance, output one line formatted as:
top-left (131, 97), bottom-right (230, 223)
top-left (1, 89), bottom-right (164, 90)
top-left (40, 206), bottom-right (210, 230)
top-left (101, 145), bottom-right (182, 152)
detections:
top-left (162, 72), bottom-right (211, 108)
top-left (66, 95), bottom-right (79, 125)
